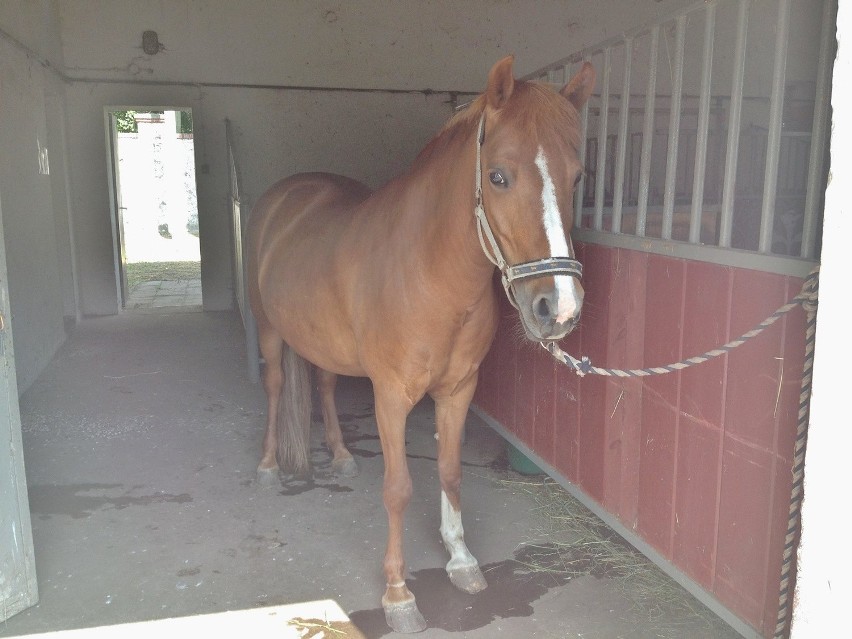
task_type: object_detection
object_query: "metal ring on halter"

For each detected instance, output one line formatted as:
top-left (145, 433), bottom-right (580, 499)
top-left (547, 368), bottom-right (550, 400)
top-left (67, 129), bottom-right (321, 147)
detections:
top-left (473, 114), bottom-right (583, 309)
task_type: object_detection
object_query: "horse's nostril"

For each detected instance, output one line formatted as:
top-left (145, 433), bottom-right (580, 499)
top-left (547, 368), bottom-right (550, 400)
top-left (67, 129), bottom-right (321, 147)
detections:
top-left (535, 296), bottom-right (551, 321)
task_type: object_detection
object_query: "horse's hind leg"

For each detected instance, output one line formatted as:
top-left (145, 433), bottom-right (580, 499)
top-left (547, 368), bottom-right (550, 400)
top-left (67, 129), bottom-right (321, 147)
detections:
top-left (434, 376), bottom-right (487, 594)
top-left (256, 324), bottom-right (284, 486)
top-left (316, 368), bottom-right (358, 477)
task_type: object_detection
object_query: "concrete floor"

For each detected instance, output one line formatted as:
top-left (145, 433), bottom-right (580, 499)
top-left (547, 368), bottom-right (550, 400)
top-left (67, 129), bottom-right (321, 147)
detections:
top-left (3, 310), bottom-right (740, 639)
top-left (125, 279), bottom-right (202, 310)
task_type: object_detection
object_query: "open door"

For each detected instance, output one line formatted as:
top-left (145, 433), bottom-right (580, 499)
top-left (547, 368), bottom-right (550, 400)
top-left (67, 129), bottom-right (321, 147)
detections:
top-left (0, 198), bottom-right (38, 620)
top-left (106, 108), bottom-right (202, 311)
top-left (106, 111), bottom-right (129, 306)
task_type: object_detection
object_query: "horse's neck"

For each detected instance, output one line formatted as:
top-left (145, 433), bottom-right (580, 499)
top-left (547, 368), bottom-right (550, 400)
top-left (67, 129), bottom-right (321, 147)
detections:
top-left (402, 125), bottom-right (496, 305)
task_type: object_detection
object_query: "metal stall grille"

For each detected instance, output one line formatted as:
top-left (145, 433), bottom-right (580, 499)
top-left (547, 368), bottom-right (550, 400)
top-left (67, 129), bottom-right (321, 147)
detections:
top-left (524, 0), bottom-right (833, 276)
top-left (226, 119), bottom-right (260, 383)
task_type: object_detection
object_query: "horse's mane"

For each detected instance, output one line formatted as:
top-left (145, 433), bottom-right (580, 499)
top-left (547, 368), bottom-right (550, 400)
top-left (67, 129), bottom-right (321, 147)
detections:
top-left (413, 81), bottom-right (582, 169)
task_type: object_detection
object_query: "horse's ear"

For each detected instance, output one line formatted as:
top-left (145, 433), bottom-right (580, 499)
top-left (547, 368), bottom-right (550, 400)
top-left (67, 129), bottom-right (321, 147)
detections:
top-left (561, 62), bottom-right (596, 111)
top-left (486, 55), bottom-right (515, 110)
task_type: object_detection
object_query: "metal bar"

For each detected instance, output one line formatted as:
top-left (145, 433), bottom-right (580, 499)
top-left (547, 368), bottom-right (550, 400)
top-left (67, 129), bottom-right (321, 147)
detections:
top-left (662, 15), bottom-right (687, 240)
top-left (689, 4), bottom-right (716, 244)
top-left (241, 199), bottom-right (261, 385)
top-left (572, 228), bottom-right (816, 279)
top-left (594, 48), bottom-right (612, 230)
top-left (521, 0), bottom-right (720, 82)
top-left (575, 59), bottom-right (592, 228)
top-left (612, 38), bottom-right (633, 234)
top-left (225, 119), bottom-right (260, 383)
top-left (758, 0), bottom-right (792, 253)
top-left (800, 0), bottom-right (836, 258)
top-left (719, 0), bottom-right (750, 248)
top-left (636, 26), bottom-right (660, 237)
top-left (546, 65), bottom-right (565, 86)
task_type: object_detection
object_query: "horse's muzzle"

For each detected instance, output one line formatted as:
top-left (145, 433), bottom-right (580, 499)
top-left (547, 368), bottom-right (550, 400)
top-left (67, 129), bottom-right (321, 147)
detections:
top-left (517, 275), bottom-right (584, 341)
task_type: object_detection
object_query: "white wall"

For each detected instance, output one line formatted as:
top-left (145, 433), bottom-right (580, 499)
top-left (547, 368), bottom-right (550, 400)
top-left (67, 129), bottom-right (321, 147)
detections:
top-left (117, 120), bottom-right (199, 263)
top-left (791, 1), bottom-right (851, 635)
top-left (57, 1), bottom-right (692, 91)
top-left (0, 0), bottom-right (72, 393)
top-left (56, 0), bottom-right (696, 316)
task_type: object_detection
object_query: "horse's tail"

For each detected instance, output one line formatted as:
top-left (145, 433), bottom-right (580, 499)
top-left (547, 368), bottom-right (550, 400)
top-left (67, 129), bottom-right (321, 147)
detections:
top-left (277, 345), bottom-right (313, 478)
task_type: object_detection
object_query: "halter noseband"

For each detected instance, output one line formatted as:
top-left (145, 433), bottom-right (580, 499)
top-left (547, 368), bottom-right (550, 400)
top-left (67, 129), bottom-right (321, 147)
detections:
top-left (473, 114), bottom-right (583, 309)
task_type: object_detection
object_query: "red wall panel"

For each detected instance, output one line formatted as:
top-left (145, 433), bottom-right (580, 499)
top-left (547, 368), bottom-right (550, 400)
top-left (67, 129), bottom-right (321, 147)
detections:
top-left (532, 351), bottom-right (557, 466)
top-left (673, 419), bottom-right (721, 587)
top-left (727, 269), bottom-right (788, 451)
top-left (637, 255), bottom-right (684, 554)
top-left (473, 242), bottom-right (808, 638)
top-left (716, 438), bottom-right (776, 624)
top-left (553, 327), bottom-right (582, 482)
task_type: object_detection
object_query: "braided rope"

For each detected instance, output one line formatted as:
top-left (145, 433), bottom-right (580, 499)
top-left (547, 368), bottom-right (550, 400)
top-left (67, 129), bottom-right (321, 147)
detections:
top-left (542, 267), bottom-right (819, 379)
top-left (541, 266), bottom-right (819, 639)
top-left (774, 268), bottom-right (819, 639)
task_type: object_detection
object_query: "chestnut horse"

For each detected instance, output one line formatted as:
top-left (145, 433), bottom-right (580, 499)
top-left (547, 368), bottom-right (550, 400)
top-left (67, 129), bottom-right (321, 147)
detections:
top-left (247, 56), bottom-right (594, 633)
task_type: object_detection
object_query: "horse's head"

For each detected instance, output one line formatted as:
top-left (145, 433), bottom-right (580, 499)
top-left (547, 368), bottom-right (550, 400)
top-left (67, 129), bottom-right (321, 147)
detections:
top-left (475, 55), bottom-right (595, 342)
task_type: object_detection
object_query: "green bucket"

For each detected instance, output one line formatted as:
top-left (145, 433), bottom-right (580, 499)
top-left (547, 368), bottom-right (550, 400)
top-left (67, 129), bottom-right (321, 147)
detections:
top-left (507, 442), bottom-right (543, 475)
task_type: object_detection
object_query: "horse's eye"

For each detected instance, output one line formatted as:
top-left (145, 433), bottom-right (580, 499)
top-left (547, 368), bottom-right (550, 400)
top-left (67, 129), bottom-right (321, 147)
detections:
top-left (573, 172), bottom-right (584, 187)
top-left (489, 170), bottom-right (507, 187)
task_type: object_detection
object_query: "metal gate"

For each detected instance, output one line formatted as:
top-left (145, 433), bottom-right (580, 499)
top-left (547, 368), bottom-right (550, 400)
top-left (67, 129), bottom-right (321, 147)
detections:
top-left (226, 119), bottom-right (260, 384)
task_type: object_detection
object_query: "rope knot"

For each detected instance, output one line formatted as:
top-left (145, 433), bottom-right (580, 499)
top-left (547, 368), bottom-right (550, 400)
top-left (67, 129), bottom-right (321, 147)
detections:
top-left (577, 356), bottom-right (593, 376)
top-left (799, 267), bottom-right (820, 317)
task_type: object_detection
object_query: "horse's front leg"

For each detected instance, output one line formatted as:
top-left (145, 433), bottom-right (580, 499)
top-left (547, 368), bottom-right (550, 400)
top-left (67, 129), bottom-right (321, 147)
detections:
top-left (434, 374), bottom-right (487, 594)
top-left (373, 382), bottom-right (426, 634)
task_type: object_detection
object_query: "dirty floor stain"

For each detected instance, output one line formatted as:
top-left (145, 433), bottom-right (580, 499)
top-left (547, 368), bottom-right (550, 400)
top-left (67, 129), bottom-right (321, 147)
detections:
top-left (27, 483), bottom-right (192, 519)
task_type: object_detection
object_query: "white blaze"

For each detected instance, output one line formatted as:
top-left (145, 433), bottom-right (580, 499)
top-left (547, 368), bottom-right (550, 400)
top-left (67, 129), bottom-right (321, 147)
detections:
top-left (534, 146), bottom-right (582, 323)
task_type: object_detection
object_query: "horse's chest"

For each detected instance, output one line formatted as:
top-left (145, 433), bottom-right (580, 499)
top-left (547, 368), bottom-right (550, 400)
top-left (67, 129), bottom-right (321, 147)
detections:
top-left (422, 302), bottom-right (497, 390)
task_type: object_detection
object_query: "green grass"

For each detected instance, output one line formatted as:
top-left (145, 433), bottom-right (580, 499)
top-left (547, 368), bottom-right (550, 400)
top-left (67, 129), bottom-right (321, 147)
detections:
top-left (125, 261), bottom-right (200, 292)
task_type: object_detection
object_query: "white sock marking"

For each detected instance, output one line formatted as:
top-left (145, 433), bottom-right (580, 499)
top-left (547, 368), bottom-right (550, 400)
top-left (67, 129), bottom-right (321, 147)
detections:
top-left (534, 147), bottom-right (582, 323)
top-left (440, 491), bottom-right (478, 571)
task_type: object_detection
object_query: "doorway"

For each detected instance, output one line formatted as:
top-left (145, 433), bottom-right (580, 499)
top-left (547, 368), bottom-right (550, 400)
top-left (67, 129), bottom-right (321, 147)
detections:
top-left (107, 108), bottom-right (202, 311)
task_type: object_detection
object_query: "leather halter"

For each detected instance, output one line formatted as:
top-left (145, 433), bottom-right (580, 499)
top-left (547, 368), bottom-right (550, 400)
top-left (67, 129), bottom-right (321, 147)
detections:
top-left (473, 114), bottom-right (583, 310)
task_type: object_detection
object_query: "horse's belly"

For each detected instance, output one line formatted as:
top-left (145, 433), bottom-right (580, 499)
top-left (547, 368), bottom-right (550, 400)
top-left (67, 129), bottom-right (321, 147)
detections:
top-left (259, 266), bottom-right (364, 376)
top-left (279, 316), bottom-right (365, 377)
top-left (252, 174), bottom-right (371, 376)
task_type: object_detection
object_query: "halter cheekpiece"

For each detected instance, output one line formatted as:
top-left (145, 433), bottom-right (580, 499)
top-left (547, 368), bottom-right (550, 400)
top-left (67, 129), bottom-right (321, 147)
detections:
top-left (473, 114), bottom-right (583, 309)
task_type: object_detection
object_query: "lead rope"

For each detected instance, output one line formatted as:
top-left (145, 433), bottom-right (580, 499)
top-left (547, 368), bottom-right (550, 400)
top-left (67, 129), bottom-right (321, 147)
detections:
top-left (541, 266), bottom-right (819, 639)
top-left (774, 268), bottom-right (818, 639)
top-left (542, 267), bottom-right (818, 380)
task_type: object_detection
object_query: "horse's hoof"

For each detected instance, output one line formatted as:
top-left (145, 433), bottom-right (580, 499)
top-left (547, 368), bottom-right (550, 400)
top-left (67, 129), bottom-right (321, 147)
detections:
top-left (256, 467), bottom-right (279, 487)
top-left (448, 565), bottom-right (487, 594)
top-left (332, 457), bottom-right (359, 478)
top-left (383, 599), bottom-right (426, 634)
